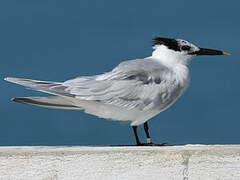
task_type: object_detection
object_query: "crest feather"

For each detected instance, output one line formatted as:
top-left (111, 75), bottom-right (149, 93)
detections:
top-left (153, 37), bottom-right (181, 52)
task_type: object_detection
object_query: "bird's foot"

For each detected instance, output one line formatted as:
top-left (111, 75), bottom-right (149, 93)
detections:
top-left (136, 142), bottom-right (168, 146)
top-left (136, 138), bottom-right (168, 146)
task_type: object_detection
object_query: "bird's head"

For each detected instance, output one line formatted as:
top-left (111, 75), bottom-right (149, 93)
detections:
top-left (152, 37), bottom-right (229, 65)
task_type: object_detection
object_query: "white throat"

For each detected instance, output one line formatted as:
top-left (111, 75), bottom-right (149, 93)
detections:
top-left (151, 45), bottom-right (193, 66)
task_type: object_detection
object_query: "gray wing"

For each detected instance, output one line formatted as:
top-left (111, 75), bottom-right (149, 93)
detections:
top-left (63, 59), bottom-right (180, 111)
top-left (4, 77), bottom-right (74, 97)
top-left (5, 59), bottom-right (181, 111)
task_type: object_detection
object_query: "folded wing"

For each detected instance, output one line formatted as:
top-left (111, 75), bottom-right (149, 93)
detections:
top-left (63, 59), bottom-right (179, 111)
top-left (5, 59), bottom-right (180, 112)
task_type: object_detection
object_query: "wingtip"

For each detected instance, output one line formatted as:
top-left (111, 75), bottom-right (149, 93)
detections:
top-left (4, 77), bottom-right (20, 83)
top-left (11, 97), bottom-right (26, 103)
top-left (11, 97), bottom-right (17, 102)
top-left (4, 77), bottom-right (15, 82)
top-left (4, 77), bottom-right (9, 81)
top-left (11, 97), bottom-right (25, 101)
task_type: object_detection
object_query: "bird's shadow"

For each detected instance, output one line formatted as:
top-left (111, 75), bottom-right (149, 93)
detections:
top-left (108, 143), bottom-right (185, 147)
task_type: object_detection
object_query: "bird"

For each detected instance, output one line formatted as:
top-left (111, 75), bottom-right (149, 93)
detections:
top-left (4, 37), bottom-right (229, 146)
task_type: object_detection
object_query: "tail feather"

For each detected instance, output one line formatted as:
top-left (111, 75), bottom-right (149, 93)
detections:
top-left (12, 96), bottom-right (82, 110)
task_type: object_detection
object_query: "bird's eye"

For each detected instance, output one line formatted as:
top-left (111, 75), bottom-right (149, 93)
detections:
top-left (181, 45), bottom-right (191, 51)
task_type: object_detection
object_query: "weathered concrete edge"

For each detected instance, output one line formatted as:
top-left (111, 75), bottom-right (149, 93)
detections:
top-left (1, 144), bottom-right (240, 180)
top-left (0, 144), bottom-right (240, 155)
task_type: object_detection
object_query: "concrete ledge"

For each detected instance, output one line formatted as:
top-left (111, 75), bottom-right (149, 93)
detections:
top-left (0, 145), bottom-right (240, 180)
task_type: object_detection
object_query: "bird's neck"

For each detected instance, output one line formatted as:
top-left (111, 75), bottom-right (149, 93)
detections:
top-left (150, 46), bottom-right (190, 86)
top-left (151, 45), bottom-right (191, 66)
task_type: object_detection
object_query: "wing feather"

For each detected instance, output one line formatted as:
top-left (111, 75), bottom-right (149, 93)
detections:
top-left (5, 59), bottom-right (182, 112)
top-left (63, 59), bottom-right (180, 111)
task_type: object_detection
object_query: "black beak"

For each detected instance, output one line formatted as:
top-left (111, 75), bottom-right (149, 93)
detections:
top-left (190, 48), bottom-right (230, 56)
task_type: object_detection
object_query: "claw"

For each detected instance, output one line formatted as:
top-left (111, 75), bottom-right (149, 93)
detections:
top-left (137, 142), bottom-right (168, 146)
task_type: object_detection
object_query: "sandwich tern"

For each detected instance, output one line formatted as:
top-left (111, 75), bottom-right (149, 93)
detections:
top-left (4, 37), bottom-right (229, 146)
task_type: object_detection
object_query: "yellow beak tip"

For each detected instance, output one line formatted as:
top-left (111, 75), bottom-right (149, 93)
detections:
top-left (222, 51), bottom-right (230, 55)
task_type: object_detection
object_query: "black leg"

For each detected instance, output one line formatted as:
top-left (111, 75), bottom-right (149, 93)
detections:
top-left (132, 126), bottom-right (141, 145)
top-left (132, 123), bottom-right (168, 146)
top-left (143, 121), bottom-right (168, 146)
top-left (144, 122), bottom-right (152, 144)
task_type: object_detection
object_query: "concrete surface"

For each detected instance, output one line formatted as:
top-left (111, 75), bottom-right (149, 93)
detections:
top-left (0, 145), bottom-right (240, 180)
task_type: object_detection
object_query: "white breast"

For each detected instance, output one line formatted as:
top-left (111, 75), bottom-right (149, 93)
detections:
top-left (151, 45), bottom-right (191, 90)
